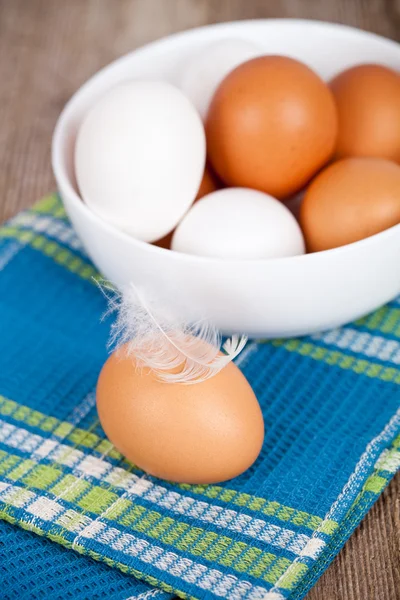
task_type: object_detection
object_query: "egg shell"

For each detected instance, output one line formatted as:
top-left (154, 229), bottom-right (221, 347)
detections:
top-left (196, 163), bottom-right (220, 200)
top-left (179, 38), bottom-right (261, 120)
top-left (75, 81), bottom-right (206, 242)
top-left (330, 64), bottom-right (400, 162)
top-left (153, 164), bottom-right (219, 249)
top-left (206, 55), bottom-right (338, 199)
top-left (300, 157), bottom-right (400, 252)
top-left (153, 230), bottom-right (174, 250)
top-left (171, 187), bottom-right (305, 259)
top-left (96, 344), bottom-right (264, 484)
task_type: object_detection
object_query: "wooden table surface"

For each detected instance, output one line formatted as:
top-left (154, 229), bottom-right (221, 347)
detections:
top-left (0, 1), bottom-right (399, 598)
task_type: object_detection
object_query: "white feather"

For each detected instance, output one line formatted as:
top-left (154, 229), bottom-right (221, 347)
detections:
top-left (99, 282), bottom-right (247, 384)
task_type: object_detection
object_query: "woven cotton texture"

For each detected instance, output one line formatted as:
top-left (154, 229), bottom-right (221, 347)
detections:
top-left (0, 518), bottom-right (165, 600)
top-left (0, 195), bottom-right (399, 600)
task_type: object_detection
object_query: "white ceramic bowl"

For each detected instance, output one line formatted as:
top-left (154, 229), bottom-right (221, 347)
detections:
top-left (52, 19), bottom-right (400, 338)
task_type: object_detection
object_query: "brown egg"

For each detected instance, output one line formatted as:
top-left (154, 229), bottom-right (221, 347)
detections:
top-left (153, 230), bottom-right (174, 250)
top-left (206, 55), bottom-right (338, 199)
top-left (153, 165), bottom-right (219, 249)
top-left (196, 163), bottom-right (220, 200)
top-left (330, 64), bottom-right (400, 162)
top-left (300, 157), bottom-right (400, 252)
top-left (96, 344), bottom-right (264, 484)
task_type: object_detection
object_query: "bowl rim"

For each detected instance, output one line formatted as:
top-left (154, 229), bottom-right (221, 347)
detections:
top-left (52, 17), bottom-right (400, 268)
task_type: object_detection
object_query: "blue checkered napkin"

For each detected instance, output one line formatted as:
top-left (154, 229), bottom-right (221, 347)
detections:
top-left (0, 518), bottom-right (165, 600)
top-left (0, 194), bottom-right (399, 600)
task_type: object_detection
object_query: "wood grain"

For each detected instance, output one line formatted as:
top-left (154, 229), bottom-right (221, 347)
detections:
top-left (0, 1), bottom-right (399, 599)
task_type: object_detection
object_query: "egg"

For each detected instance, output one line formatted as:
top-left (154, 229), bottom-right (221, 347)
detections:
top-left (96, 343), bottom-right (264, 484)
top-left (152, 230), bottom-right (174, 250)
top-left (179, 39), bottom-right (261, 120)
top-left (75, 81), bottom-right (206, 242)
top-left (300, 157), bottom-right (400, 252)
top-left (153, 164), bottom-right (219, 249)
top-left (206, 55), bottom-right (338, 199)
top-left (330, 64), bottom-right (400, 162)
top-left (171, 187), bottom-right (305, 259)
top-left (196, 163), bottom-right (220, 200)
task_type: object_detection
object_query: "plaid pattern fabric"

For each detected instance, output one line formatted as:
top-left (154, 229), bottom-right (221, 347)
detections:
top-left (0, 194), bottom-right (399, 600)
top-left (0, 518), bottom-right (165, 600)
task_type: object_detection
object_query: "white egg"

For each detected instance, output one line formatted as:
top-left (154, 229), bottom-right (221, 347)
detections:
top-left (171, 188), bottom-right (305, 260)
top-left (75, 81), bottom-right (206, 242)
top-left (179, 39), bottom-right (261, 120)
